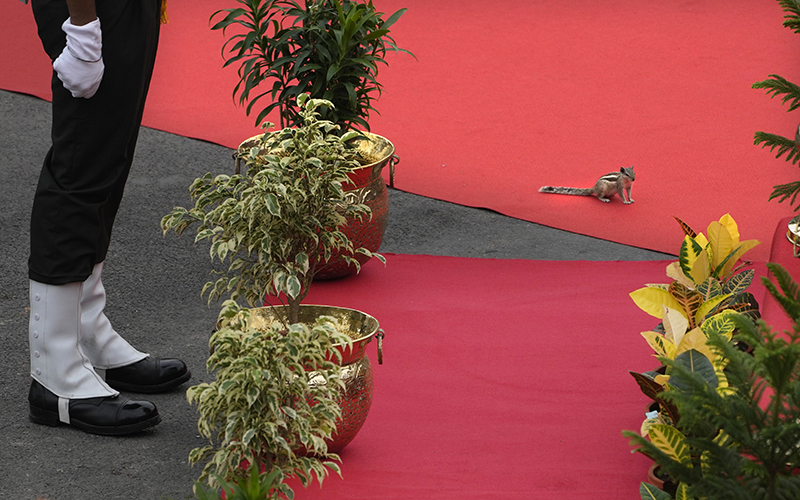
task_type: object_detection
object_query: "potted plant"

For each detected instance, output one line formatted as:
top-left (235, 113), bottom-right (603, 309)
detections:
top-left (211, 0), bottom-right (414, 278)
top-left (188, 301), bottom-right (350, 495)
top-left (163, 95), bottom-right (386, 493)
top-left (624, 215), bottom-right (763, 495)
top-left (625, 263), bottom-right (800, 500)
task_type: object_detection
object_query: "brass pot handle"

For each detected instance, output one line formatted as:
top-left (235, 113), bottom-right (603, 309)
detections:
top-left (389, 155), bottom-right (399, 189)
top-left (376, 328), bottom-right (385, 365)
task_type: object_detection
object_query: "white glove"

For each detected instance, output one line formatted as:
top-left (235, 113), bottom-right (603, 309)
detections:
top-left (53, 18), bottom-right (104, 99)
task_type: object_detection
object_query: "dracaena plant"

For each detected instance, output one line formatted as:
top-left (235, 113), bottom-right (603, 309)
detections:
top-left (753, 0), bottom-right (800, 210)
top-left (625, 263), bottom-right (800, 500)
top-left (187, 300), bottom-right (351, 495)
top-left (161, 95), bottom-right (384, 324)
top-left (210, 0), bottom-right (414, 132)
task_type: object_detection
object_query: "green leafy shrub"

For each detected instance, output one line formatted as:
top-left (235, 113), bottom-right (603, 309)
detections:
top-left (188, 300), bottom-right (351, 495)
top-left (625, 263), bottom-right (800, 500)
top-left (210, 0), bottom-right (414, 132)
top-left (161, 95), bottom-right (383, 323)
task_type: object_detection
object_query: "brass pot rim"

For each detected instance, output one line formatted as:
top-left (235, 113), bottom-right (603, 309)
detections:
top-left (236, 131), bottom-right (395, 172)
top-left (249, 303), bottom-right (380, 346)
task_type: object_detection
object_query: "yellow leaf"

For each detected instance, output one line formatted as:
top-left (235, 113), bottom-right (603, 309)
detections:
top-left (695, 294), bottom-right (731, 326)
top-left (695, 232), bottom-right (709, 248)
top-left (654, 374), bottom-right (670, 386)
top-left (663, 305), bottom-right (689, 345)
top-left (690, 248), bottom-right (712, 284)
top-left (642, 330), bottom-right (677, 359)
top-left (648, 424), bottom-right (691, 465)
top-left (631, 286), bottom-right (685, 319)
top-left (718, 213), bottom-right (740, 246)
top-left (676, 327), bottom-right (716, 362)
top-left (713, 357), bottom-right (730, 392)
top-left (666, 261), bottom-right (695, 289)
top-left (707, 221), bottom-right (734, 270)
top-left (720, 239), bottom-right (761, 277)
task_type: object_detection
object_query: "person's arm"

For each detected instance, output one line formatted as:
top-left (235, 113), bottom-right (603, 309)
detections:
top-left (54, 0), bottom-right (104, 99)
top-left (65, 0), bottom-right (97, 26)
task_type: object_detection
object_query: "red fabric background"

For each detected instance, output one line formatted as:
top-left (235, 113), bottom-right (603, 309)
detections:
top-left (2, 1), bottom-right (799, 260)
top-left (291, 253), bottom-right (774, 499)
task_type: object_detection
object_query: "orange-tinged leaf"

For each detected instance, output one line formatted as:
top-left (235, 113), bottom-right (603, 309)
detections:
top-left (673, 216), bottom-right (697, 238)
top-left (668, 282), bottom-right (703, 328)
top-left (630, 286), bottom-right (684, 319)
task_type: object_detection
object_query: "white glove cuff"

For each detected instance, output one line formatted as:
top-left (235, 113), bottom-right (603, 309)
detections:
top-left (61, 18), bottom-right (102, 63)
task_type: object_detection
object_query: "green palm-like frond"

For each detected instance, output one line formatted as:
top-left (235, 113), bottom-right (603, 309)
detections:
top-left (778, 0), bottom-right (800, 34)
top-left (753, 75), bottom-right (800, 112)
top-left (754, 132), bottom-right (800, 165)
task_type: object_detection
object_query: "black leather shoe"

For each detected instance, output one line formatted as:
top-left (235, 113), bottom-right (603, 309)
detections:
top-left (28, 380), bottom-right (160, 436)
top-left (105, 357), bottom-right (191, 394)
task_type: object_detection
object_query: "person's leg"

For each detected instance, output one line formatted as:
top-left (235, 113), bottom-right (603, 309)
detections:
top-left (81, 262), bottom-right (191, 393)
top-left (26, 0), bottom-right (175, 434)
top-left (27, 279), bottom-right (160, 435)
top-left (29, 0), bottom-right (162, 284)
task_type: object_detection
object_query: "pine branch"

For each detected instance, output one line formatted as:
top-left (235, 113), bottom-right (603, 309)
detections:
top-left (754, 131), bottom-right (800, 165)
top-left (769, 181), bottom-right (800, 210)
top-left (752, 75), bottom-right (800, 112)
top-left (778, 0), bottom-right (800, 34)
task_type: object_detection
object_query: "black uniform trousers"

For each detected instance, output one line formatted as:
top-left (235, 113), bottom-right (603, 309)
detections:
top-left (29, 0), bottom-right (161, 285)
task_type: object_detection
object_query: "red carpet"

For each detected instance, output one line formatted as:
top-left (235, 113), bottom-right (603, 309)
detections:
top-left (292, 252), bottom-right (777, 500)
top-left (2, 1), bottom-right (798, 261)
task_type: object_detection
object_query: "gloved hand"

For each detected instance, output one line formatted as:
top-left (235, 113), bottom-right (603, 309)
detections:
top-left (52, 18), bottom-right (104, 99)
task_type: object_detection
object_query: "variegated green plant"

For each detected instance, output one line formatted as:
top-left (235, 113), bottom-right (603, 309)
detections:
top-left (162, 95), bottom-right (384, 324)
top-left (187, 300), bottom-right (351, 494)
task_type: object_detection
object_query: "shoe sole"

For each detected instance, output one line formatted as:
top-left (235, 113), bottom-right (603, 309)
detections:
top-left (29, 405), bottom-right (162, 436)
top-left (106, 370), bottom-right (192, 394)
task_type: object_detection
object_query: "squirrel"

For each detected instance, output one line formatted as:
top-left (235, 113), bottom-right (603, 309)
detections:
top-left (538, 166), bottom-right (635, 204)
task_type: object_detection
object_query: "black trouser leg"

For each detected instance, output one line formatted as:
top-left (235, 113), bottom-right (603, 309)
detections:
top-left (29, 0), bottom-right (161, 285)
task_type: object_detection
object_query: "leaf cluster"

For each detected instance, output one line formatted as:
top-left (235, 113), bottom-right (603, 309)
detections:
top-left (753, 0), bottom-right (800, 210)
top-left (211, 0), bottom-right (414, 132)
top-left (193, 465), bottom-right (283, 500)
top-left (630, 215), bottom-right (760, 329)
top-left (188, 300), bottom-right (351, 495)
top-left (625, 263), bottom-right (800, 500)
top-left (161, 96), bottom-right (383, 323)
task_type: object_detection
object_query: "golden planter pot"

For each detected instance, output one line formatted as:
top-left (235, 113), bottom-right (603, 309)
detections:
top-left (787, 215), bottom-right (800, 258)
top-left (247, 305), bottom-right (384, 453)
top-left (236, 132), bottom-right (398, 280)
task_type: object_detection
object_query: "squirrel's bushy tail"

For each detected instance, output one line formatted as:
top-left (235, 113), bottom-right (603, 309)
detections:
top-left (538, 186), bottom-right (592, 196)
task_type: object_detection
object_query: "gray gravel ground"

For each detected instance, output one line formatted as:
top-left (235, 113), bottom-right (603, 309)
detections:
top-left (0, 89), bottom-right (671, 500)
